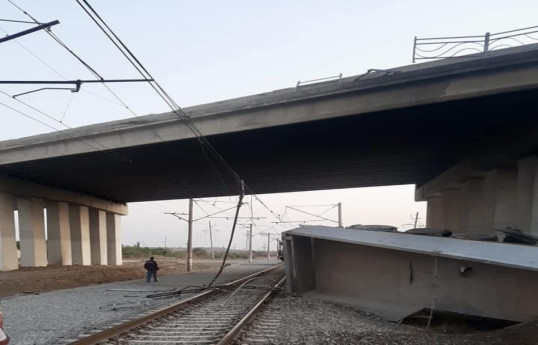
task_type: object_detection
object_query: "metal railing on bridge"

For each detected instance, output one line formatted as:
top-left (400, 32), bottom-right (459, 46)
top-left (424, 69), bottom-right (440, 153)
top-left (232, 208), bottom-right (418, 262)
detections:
top-left (412, 25), bottom-right (538, 62)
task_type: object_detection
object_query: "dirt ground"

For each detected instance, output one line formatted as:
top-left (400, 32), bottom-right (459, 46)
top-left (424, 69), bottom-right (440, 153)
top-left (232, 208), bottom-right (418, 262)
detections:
top-left (0, 257), bottom-right (233, 298)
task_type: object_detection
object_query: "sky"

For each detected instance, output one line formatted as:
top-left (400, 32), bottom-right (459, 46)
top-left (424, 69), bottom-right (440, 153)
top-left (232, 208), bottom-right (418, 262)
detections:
top-left (1, 1), bottom-right (537, 250)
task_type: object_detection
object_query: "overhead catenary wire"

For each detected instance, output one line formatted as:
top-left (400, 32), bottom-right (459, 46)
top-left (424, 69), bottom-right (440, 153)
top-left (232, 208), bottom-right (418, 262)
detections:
top-left (8, 0), bottom-right (102, 79)
top-left (74, 1), bottom-right (242, 183)
top-left (74, 0), bottom-right (284, 234)
top-left (286, 206), bottom-right (338, 223)
top-left (0, 24), bottom-right (131, 110)
top-left (207, 181), bottom-right (246, 288)
top-left (7, 1), bottom-right (146, 119)
top-left (77, 2), bottom-right (287, 227)
top-left (5, 0), bottom-right (283, 225)
top-left (7, 1), bottom-right (286, 272)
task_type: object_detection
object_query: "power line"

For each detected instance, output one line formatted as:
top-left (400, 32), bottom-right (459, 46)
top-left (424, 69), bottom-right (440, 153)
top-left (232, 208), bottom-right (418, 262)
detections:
top-left (0, 18), bottom-right (41, 25)
top-left (0, 24), bottom-right (131, 110)
top-left (8, 0), bottom-right (102, 78)
top-left (6, 1), bottom-right (144, 119)
top-left (286, 206), bottom-right (338, 223)
top-left (0, 101), bottom-right (62, 132)
top-left (75, 0), bottom-right (284, 220)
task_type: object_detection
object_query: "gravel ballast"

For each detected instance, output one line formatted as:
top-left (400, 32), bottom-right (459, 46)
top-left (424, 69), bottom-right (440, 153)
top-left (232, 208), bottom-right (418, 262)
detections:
top-left (3, 260), bottom-right (536, 345)
top-left (1, 261), bottom-right (279, 345)
top-left (236, 295), bottom-right (538, 345)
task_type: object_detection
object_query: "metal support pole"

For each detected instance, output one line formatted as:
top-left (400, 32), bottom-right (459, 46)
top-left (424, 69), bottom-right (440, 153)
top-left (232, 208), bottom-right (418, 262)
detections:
top-left (414, 212), bottom-right (419, 229)
top-left (249, 224), bottom-right (253, 263)
top-left (483, 32), bottom-right (490, 53)
top-left (0, 20), bottom-right (59, 44)
top-left (338, 202), bottom-right (343, 228)
top-left (412, 36), bottom-right (417, 63)
top-left (209, 221), bottom-right (214, 260)
top-left (187, 198), bottom-right (193, 272)
top-left (267, 233), bottom-right (271, 260)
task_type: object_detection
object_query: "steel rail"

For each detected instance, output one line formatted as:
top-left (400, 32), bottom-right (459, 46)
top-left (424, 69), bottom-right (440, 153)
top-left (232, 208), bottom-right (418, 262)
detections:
top-left (70, 263), bottom-right (282, 345)
top-left (216, 275), bottom-right (286, 345)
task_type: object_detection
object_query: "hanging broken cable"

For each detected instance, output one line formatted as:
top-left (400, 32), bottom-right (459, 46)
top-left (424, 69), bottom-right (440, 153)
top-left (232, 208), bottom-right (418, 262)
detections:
top-left (207, 181), bottom-right (245, 288)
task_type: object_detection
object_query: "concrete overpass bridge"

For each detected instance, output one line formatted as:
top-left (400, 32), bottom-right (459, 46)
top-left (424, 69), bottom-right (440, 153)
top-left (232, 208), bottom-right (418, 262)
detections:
top-left (1, 45), bottom-right (538, 270)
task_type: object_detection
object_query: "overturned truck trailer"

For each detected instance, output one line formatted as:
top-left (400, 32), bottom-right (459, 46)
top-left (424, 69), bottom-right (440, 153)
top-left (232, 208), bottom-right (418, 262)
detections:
top-left (283, 226), bottom-right (538, 322)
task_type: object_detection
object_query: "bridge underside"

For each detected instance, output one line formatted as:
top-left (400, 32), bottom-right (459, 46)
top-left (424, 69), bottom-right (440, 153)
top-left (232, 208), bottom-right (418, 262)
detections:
top-left (2, 88), bottom-right (537, 203)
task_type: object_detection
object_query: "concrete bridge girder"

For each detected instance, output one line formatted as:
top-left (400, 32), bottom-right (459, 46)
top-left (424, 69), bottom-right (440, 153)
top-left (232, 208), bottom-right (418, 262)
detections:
top-left (1, 61), bottom-right (538, 167)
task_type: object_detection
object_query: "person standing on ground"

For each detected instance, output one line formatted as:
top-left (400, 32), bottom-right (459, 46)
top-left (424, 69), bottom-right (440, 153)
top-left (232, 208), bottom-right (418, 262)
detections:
top-left (144, 256), bottom-right (159, 283)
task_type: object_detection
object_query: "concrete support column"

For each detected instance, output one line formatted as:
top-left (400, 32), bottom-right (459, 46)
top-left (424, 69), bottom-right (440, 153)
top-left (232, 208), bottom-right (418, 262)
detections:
top-left (0, 193), bottom-right (18, 271)
top-left (516, 157), bottom-right (538, 234)
top-left (70, 205), bottom-right (91, 265)
top-left (46, 202), bottom-right (72, 265)
top-left (441, 188), bottom-right (462, 232)
top-left (89, 208), bottom-right (107, 265)
top-left (17, 198), bottom-right (47, 267)
top-left (483, 168), bottom-right (518, 231)
top-left (459, 178), bottom-right (485, 233)
top-left (426, 194), bottom-right (443, 229)
top-left (106, 213), bottom-right (122, 266)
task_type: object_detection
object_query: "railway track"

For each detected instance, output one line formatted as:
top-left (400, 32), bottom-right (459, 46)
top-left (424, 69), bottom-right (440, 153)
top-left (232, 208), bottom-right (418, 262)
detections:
top-left (71, 264), bottom-right (285, 345)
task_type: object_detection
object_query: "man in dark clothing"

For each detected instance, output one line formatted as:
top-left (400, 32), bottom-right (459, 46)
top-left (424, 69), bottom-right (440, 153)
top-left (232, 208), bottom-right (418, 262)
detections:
top-left (144, 257), bottom-right (159, 283)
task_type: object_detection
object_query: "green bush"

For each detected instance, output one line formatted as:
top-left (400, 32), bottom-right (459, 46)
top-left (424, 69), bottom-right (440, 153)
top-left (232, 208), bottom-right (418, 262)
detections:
top-left (122, 245), bottom-right (184, 258)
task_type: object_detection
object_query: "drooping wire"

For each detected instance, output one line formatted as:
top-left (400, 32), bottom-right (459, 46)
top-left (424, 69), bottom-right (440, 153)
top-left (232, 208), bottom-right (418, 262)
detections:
top-left (74, 0), bottom-right (287, 262)
top-left (207, 182), bottom-right (245, 288)
top-left (75, 0), bottom-right (285, 222)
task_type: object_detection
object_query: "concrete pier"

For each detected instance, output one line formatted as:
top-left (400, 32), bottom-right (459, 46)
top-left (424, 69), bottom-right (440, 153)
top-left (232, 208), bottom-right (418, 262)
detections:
top-left (106, 213), bottom-right (122, 266)
top-left (0, 193), bottom-right (18, 271)
top-left (459, 178), bottom-right (485, 232)
top-left (17, 198), bottom-right (47, 267)
top-left (46, 202), bottom-right (72, 266)
top-left (516, 157), bottom-right (538, 235)
top-left (418, 156), bottom-right (538, 234)
top-left (425, 194), bottom-right (443, 229)
top-left (69, 205), bottom-right (91, 266)
top-left (89, 209), bottom-right (108, 265)
top-left (0, 157), bottom-right (126, 271)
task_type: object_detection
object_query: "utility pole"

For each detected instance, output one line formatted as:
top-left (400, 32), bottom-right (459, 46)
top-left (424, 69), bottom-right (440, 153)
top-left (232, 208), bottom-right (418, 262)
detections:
top-left (338, 202), bottom-right (343, 227)
top-left (208, 221), bottom-right (214, 259)
top-left (187, 198), bottom-right (193, 271)
top-left (249, 224), bottom-right (253, 263)
top-left (266, 232), bottom-right (270, 260)
top-left (164, 211), bottom-right (190, 270)
top-left (413, 212), bottom-right (419, 229)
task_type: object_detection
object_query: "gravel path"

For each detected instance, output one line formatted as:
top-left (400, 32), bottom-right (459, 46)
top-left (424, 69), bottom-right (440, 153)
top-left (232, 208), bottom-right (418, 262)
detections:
top-left (0, 260), bottom-right (280, 345)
